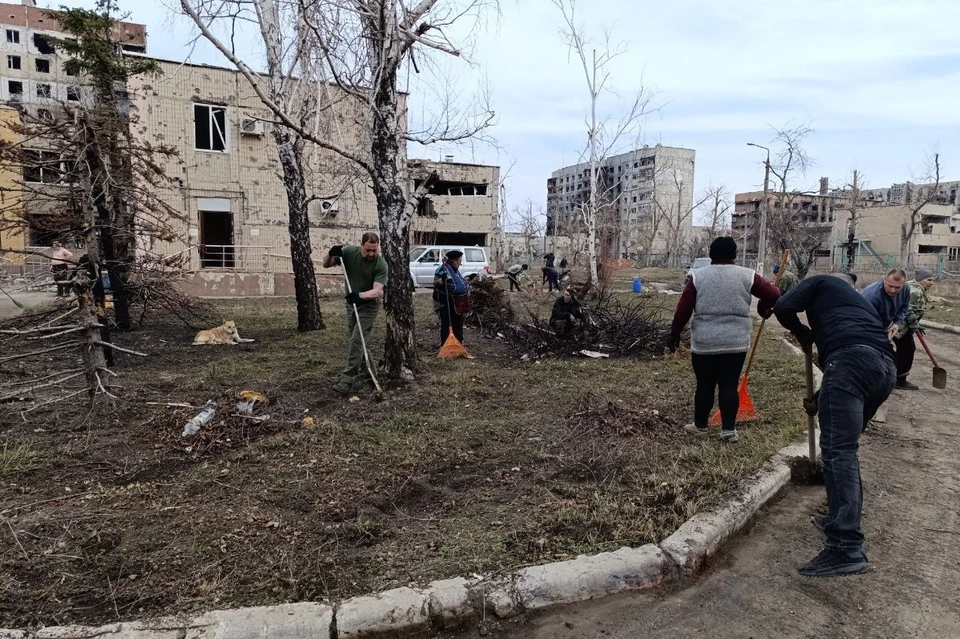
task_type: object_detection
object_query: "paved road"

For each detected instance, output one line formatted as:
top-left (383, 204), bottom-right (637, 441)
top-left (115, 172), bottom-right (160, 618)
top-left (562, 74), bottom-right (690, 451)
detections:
top-left (464, 328), bottom-right (960, 639)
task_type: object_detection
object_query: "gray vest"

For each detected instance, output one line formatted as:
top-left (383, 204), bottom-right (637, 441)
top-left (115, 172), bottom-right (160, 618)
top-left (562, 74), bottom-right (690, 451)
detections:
top-left (690, 264), bottom-right (755, 354)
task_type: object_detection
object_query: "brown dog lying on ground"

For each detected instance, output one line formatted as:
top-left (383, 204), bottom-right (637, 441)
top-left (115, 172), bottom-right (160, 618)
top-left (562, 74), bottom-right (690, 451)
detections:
top-left (192, 320), bottom-right (255, 345)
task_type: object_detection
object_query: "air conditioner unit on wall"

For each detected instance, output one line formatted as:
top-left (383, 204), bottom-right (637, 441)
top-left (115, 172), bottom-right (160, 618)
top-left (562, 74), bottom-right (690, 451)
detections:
top-left (240, 117), bottom-right (264, 136)
top-left (319, 199), bottom-right (339, 215)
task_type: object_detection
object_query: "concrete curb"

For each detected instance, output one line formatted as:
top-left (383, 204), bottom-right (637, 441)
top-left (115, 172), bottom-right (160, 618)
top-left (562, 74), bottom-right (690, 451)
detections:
top-left (921, 319), bottom-right (960, 335)
top-left (4, 345), bottom-right (820, 638)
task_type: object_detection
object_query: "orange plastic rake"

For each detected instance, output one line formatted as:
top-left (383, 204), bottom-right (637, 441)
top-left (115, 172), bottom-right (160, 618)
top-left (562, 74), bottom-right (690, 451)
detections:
top-left (708, 251), bottom-right (789, 426)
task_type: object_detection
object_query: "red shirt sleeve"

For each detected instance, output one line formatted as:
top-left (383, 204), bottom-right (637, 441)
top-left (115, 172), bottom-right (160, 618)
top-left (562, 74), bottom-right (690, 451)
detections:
top-left (752, 273), bottom-right (781, 317)
top-left (670, 279), bottom-right (697, 338)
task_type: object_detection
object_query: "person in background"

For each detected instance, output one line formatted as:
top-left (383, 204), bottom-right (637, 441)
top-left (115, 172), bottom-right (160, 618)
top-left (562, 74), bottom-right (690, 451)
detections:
top-left (323, 233), bottom-right (388, 396)
top-left (668, 237), bottom-right (781, 443)
top-left (434, 249), bottom-right (470, 348)
top-left (50, 242), bottom-right (74, 297)
top-left (772, 263), bottom-right (799, 295)
top-left (550, 288), bottom-right (583, 337)
top-left (892, 268), bottom-right (936, 390)
top-left (506, 263), bottom-right (529, 292)
top-left (773, 272), bottom-right (895, 577)
top-left (861, 268), bottom-right (910, 341)
top-left (542, 252), bottom-right (560, 293)
top-left (559, 256), bottom-right (568, 270)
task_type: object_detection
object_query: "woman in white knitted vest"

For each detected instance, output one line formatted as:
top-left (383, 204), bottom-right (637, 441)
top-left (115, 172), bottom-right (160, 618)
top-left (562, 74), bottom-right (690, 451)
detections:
top-left (668, 238), bottom-right (780, 442)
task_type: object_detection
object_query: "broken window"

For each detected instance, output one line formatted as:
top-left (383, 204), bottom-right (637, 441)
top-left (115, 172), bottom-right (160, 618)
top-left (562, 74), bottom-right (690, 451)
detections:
top-left (6, 29), bottom-right (19, 44)
top-left (36, 83), bottom-right (51, 98)
top-left (35, 58), bottom-right (50, 73)
top-left (33, 33), bottom-right (55, 55)
top-left (7, 55), bottom-right (20, 70)
top-left (37, 108), bottom-right (51, 121)
top-left (430, 180), bottom-right (488, 197)
top-left (121, 43), bottom-right (145, 53)
top-left (66, 86), bottom-right (80, 102)
top-left (195, 103), bottom-right (228, 152)
top-left (8, 80), bottom-right (22, 97)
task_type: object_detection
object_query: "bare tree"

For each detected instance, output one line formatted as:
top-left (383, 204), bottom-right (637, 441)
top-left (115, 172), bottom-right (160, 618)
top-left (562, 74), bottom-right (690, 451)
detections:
top-left (687, 184), bottom-right (731, 257)
top-left (900, 151), bottom-right (942, 266)
top-left (839, 169), bottom-right (866, 271)
top-left (763, 123), bottom-right (828, 277)
top-left (553, 0), bottom-right (655, 289)
top-left (659, 170), bottom-right (712, 266)
top-left (180, 0), bottom-right (497, 381)
top-left (509, 199), bottom-right (545, 263)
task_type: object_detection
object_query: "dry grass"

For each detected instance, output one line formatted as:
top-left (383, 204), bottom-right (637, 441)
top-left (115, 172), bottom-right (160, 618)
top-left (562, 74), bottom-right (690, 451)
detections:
top-left (0, 292), bottom-right (806, 627)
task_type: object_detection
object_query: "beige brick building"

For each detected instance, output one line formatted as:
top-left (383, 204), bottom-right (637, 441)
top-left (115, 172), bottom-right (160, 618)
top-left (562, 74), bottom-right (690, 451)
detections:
top-left (0, 1), bottom-right (501, 294)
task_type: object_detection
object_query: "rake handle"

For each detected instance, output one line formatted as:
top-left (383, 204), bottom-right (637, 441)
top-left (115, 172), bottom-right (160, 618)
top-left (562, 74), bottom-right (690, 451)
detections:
top-left (742, 250), bottom-right (791, 380)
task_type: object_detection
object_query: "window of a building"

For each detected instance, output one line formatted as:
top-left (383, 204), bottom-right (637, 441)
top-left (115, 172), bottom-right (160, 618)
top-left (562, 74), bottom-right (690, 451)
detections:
top-left (7, 55), bottom-right (20, 70)
top-left (6, 29), bottom-right (19, 44)
top-left (35, 58), bottom-right (50, 73)
top-left (33, 34), bottom-right (54, 54)
top-left (66, 86), bottom-right (80, 102)
top-left (36, 83), bottom-right (51, 98)
top-left (37, 108), bottom-right (51, 121)
top-left (194, 103), bottom-right (228, 152)
top-left (8, 80), bottom-right (23, 96)
top-left (22, 149), bottom-right (61, 184)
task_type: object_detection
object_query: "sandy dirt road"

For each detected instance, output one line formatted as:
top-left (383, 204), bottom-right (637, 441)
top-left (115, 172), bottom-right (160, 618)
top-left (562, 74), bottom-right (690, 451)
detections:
top-left (460, 328), bottom-right (960, 639)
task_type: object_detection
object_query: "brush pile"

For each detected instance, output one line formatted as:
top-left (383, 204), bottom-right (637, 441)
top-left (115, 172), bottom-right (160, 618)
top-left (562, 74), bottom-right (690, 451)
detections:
top-left (503, 293), bottom-right (671, 359)
top-left (467, 276), bottom-right (516, 335)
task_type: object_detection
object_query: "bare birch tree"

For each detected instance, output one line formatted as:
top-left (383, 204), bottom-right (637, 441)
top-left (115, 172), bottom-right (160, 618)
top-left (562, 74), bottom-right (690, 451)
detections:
top-left (509, 199), bottom-right (545, 263)
top-left (553, 0), bottom-right (654, 289)
top-left (180, 0), bottom-right (496, 381)
top-left (900, 151), bottom-right (942, 266)
top-left (687, 184), bottom-right (731, 257)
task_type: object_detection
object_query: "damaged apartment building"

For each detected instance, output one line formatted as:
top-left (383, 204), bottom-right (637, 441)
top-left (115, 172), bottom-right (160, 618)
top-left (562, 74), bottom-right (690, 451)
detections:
top-left (0, 0), bottom-right (500, 295)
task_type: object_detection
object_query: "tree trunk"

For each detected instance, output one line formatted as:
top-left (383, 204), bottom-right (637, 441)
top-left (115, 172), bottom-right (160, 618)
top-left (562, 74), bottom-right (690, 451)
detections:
top-left (275, 131), bottom-right (324, 331)
top-left (370, 56), bottom-right (418, 381)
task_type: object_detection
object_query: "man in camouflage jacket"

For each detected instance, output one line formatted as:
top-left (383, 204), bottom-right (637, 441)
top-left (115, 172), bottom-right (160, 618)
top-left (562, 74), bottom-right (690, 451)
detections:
top-left (893, 268), bottom-right (936, 390)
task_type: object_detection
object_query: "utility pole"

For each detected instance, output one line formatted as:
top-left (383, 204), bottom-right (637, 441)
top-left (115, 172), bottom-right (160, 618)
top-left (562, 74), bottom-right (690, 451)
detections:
top-left (747, 142), bottom-right (771, 276)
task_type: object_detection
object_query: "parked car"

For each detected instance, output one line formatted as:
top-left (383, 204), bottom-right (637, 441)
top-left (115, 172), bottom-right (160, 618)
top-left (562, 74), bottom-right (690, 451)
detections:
top-left (685, 257), bottom-right (711, 285)
top-left (408, 245), bottom-right (491, 287)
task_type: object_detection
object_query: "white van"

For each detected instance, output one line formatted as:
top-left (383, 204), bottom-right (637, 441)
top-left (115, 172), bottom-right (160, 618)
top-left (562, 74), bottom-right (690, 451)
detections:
top-left (408, 245), bottom-right (490, 287)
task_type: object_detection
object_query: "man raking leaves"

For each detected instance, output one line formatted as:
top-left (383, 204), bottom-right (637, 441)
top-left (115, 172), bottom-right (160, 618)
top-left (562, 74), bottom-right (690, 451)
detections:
top-left (774, 272), bottom-right (896, 577)
top-left (324, 233), bottom-right (387, 397)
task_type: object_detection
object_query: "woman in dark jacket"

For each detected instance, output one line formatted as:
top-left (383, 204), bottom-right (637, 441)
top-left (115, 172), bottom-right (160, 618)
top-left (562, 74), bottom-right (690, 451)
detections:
top-left (433, 250), bottom-right (470, 346)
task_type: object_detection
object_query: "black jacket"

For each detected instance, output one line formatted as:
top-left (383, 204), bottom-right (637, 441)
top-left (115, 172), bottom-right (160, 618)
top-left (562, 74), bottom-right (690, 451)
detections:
top-left (550, 297), bottom-right (582, 323)
top-left (773, 275), bottom-right (894, 364)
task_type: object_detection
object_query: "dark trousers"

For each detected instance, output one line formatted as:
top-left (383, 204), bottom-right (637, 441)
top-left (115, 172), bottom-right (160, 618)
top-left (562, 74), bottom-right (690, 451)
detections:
top-left (508, 273), bottom-right (521, 291)
top-left (550, 315), bottom-right (579, 337)
top-left (893, 331), bottom-right (916, 381)
top-left (52, 264), bottom-right (69, 296)
top-left (545, 268), bottom-right (560, 292)
top-left (438, 305), bottom-right (464, 346)
top-left (818, 345), bottom-right (896, 553)
top-left (691, 351), bottom-right (747, 432)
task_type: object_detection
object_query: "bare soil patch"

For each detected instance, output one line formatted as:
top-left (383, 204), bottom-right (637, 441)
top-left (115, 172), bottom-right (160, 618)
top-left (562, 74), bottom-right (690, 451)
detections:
top-left (1, 291), bottom-right (804, 628)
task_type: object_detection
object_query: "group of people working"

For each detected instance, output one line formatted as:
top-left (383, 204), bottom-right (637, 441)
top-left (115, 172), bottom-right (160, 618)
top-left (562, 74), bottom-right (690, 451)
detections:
top-left (669, 236), bottom-right (936, 578)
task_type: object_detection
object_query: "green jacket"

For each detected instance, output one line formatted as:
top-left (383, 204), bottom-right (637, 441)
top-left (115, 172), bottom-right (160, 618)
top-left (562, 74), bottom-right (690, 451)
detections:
top-left (777, 270), bottom-right (799, 295)
top-left (897, 280), bottom-right (927, 337)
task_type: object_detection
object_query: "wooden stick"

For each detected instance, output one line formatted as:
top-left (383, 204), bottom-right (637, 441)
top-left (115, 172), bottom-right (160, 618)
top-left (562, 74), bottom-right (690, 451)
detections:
top-left (0, 371), bottom-right (85, 402)
top-left (742, 250), bottom-right (790, 380)
top-left (23, 387), bottom-right (88, 413)
top-left (6, 368), bottom-right (83, 387)
top-left (0, 341), bottom-right (78, 363)
top-left (93, 341), bottom-right (147, 357)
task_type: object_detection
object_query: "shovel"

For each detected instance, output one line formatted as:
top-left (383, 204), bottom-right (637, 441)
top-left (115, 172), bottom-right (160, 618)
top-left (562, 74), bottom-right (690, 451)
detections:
top-left (915, 330), bottom-right (947, 389)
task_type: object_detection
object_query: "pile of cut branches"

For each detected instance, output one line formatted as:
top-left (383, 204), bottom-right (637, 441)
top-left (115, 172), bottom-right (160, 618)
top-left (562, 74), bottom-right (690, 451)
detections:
top-left (468, 276), bottom-right (516, 335)
top-left (503, 293), bottom-right (671, 359)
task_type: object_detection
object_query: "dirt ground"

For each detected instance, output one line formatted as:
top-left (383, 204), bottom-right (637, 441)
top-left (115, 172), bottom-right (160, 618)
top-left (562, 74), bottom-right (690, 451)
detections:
top-left (455, 328), bottom-right (960, 639)
top-left (0, 290), bottom-right (805, 629)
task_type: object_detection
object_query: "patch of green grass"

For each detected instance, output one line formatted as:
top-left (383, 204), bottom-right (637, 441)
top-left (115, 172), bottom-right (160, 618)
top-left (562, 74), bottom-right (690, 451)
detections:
top-left (0, 442), bottom-right (39, 476)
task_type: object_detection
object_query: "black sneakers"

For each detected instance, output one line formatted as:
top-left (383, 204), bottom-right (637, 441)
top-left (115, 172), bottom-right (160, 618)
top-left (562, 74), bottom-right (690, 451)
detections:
top-left (896, 378), bottom-right (919, 390)
top-left (797, 549), bottom-right (870, 577)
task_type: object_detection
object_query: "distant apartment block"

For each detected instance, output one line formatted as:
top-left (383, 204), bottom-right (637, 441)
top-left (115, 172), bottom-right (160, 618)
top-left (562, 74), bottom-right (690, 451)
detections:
top-left (546, 145), bottom-right (695, 257)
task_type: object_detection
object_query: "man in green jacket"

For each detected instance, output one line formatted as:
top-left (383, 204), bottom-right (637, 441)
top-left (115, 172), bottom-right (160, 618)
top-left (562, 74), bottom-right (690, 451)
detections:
top-left (324, 232), bottom-right (388, 396)
top-left (893, 268), bottom-right (936, 390)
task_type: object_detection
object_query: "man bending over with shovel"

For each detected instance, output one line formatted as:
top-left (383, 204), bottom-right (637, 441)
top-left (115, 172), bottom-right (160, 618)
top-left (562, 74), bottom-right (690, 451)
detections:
top-left (774, 272), bottom-right (896, 577)
top-left (324, 233), bottom-right (388, 396)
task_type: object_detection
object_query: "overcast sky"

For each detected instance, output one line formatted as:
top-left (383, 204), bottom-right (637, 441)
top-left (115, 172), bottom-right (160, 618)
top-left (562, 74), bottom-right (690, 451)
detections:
top-left (52, 0), bottom-right (960, 227)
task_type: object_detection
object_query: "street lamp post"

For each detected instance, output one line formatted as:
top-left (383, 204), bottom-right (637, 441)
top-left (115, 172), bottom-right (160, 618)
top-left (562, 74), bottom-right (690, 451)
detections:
top-left (747, 142), bottom-right (771, 276)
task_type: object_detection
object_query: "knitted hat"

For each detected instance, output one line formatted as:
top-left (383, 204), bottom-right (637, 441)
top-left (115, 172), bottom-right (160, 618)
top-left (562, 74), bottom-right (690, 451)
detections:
top-left (708, 237), bottom-right (737, 261)
top-left (915, 268), bottom-right (935, 281)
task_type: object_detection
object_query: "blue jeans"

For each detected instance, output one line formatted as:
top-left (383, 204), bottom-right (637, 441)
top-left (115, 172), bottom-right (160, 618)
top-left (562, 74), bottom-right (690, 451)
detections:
top-left (818, 345), bottom-right (896, 553)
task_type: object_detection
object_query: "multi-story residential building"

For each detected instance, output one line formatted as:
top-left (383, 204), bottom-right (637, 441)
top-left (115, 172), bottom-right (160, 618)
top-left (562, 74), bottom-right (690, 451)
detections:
top-left (0, 104), bottom-right (21, 273)
top-left (0, 1), bottom-right (501, 293)
top-left (545, 145), bottom-right (695, 259)
top-left (732, 182), bottom-right (839, 256)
